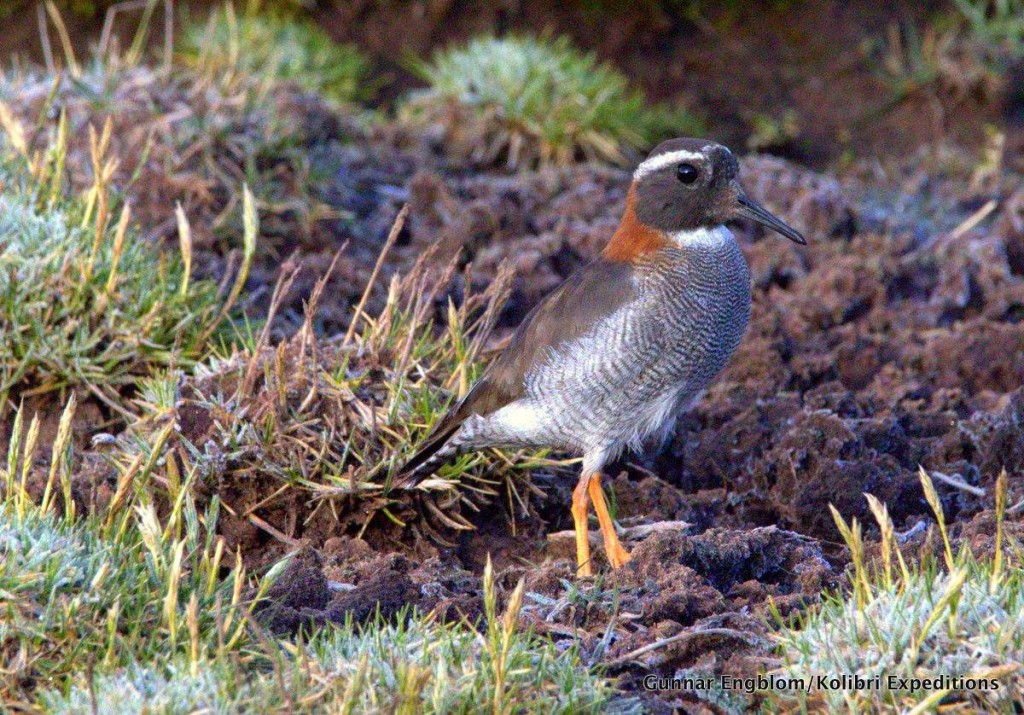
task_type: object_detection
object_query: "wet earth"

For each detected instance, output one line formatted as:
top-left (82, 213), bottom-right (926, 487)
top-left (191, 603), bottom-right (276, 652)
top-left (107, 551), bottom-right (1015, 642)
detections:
top-left (187, 94), bottom-right (1024, 711)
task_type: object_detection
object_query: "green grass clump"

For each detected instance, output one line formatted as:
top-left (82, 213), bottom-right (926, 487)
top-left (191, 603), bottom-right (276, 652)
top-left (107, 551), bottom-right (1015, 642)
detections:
top-left (864, 5), bottom-right (1019, 117)
top-left (39, 561), bottom-right (611, 713)
top-left (954, 0), bottom-right (1024, 57)
top-left (402, 34), bottom-right (703, 169)
top-left (181, 3), bottom-right (372, 103)
top-left (1, 56), bottom-right (341, 259)
top-left (0, 430), bottom-right (253, 706)
top-left (770, 470), bottom-right (1023, 712)
top-left (0, 117), bottom-right (253, 416)
top-left (0, 433), bottom-right (610, 711)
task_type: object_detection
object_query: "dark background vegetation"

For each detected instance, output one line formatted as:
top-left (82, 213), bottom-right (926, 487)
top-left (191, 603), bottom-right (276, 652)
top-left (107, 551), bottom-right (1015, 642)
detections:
top-left (2, 0), bottom-right (1018, 167)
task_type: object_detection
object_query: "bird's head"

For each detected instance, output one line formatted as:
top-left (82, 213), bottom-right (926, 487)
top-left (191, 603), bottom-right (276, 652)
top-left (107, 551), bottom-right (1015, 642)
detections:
top-left (630, 138), bottom-right (806, 245)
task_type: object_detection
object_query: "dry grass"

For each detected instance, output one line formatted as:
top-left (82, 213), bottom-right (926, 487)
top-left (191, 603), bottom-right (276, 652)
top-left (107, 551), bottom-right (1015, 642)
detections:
top-left (954, 0), bottom-right (1024, 57)
top-left (93, 209), bottom-right (567, 561)
top-left (0, 488), bottom-right (612, 712)
top-left (863, 3), bottom-right (1021, 130)
top-left (0, 37), bottom-right (346, 260)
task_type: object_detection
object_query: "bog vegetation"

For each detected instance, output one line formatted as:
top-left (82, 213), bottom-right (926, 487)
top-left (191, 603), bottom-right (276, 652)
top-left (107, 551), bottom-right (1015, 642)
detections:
top-left (402, 34), bottom-right (703, 168)
top-left (0, 1), bottom-right (1021, 712)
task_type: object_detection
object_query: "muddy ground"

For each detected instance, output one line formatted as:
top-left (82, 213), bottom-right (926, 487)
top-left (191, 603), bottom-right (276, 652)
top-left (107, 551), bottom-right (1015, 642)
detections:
top-left (24, 85), bottom-right (1024, 711)
top-left (153, 93), bottom-right (1023, 711)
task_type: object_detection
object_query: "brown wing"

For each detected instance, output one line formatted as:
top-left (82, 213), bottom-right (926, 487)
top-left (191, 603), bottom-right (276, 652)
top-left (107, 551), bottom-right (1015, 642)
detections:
top-left (396, 258), bottom-right (637, 483)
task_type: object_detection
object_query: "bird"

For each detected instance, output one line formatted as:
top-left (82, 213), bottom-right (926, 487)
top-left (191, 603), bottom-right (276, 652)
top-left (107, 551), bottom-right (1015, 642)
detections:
top-left (394, 138), bottom-right (806, 577)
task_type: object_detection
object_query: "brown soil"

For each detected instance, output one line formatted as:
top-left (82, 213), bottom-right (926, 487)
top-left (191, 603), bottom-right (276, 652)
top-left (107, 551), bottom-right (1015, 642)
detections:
top-left (254, 519), bottom-right (835, 712)
top-left (227, 110), bottom-right (1023, 707)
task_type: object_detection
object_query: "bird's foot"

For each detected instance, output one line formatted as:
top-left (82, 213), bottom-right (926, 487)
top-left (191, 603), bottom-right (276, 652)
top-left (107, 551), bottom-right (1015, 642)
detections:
top-left (588, 471), bottom-right (631, 570)
top-left (572, 474), bottom-right (593, 578)
top-left (605, 538), bottom-right (631, 569)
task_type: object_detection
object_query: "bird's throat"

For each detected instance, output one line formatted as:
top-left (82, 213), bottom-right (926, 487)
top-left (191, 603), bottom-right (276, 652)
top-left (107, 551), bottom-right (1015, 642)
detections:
top-left (602, 186), bottom-right (672, 262)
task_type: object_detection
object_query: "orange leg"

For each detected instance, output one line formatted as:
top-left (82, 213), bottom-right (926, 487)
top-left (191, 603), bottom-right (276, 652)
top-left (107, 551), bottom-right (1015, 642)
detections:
top-left (571, 471), bottom-right (592, 577)
top-left (588, 472), bottom-right (631, 569)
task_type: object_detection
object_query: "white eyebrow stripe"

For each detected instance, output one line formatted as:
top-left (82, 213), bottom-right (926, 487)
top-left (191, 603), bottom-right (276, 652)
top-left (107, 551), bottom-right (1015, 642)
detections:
top-left (633, 149), bottom-right (704, 180)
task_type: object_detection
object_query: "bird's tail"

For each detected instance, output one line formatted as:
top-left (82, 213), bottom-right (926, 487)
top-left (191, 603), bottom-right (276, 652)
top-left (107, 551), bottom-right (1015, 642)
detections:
top-left (391, 422), bottom-right (461, 489)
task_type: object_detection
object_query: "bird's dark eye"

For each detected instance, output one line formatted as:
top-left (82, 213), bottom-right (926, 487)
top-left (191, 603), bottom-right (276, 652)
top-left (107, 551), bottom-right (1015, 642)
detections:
top-left (676, 163), bottom-right (699, 184)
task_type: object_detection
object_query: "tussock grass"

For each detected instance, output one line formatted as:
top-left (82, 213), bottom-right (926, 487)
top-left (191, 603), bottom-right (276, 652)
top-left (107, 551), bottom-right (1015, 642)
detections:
top-left (770, 469), bottom-right (1023, 712)
top-left (40, 556), bottom-right (610, 713)
top-left (0, 30), bottom-right (342, 261)
top-left (0, 401), bottom-right (607, 711)
top-left (1, 476), bottom-right (611, 712)
top-left (954, 0), bottom-right (1024, 56)
top-left (0, 188), bottom-right (598, 711)
top-left (0, 424), bottom-right (257, 706)
top-left (95, 211), bottom-right (566, 560)
top-left (401, 34), bottom-right (703, 169)
top-left (0, 111), bottom-right (253, 418)
top-left (180, 2), bottom-right (372, 104)
top-left (865, 3), bottom-right (1019, 116)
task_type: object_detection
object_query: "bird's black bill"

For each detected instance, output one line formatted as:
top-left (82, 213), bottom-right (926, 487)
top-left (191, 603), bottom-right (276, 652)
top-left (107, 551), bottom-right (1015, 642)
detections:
top-left (737, 195), bottom-right (807, 245)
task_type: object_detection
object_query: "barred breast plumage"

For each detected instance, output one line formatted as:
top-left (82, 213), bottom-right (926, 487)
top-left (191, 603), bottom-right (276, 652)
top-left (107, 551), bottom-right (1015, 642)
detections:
top-left (395, 137), bottom-right (805, 577)
top-left (465, 227), bottom-right (751, 475)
